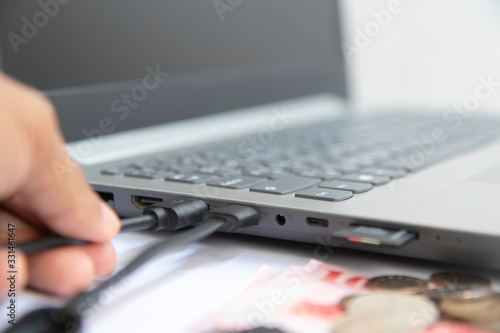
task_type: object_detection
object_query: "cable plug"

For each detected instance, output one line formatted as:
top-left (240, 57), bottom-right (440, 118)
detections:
top-left (201, 205), bottom-right (260, 232)
top-left (143, 198), bottom-right (208, 231)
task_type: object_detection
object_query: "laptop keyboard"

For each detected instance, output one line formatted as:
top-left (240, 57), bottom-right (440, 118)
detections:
top-left (100, 114), bottom-right (500, 202)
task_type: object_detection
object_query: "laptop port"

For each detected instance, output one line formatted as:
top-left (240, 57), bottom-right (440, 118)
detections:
top-left (306, 217), bottom-right (329, 228)
top-left (333, 225), bottom-right (418, 247)
top-left (98, 191), bottom-right (115, 209)
top-left (275, 214), bottom-right (286, 226)
top-left (131, 195), bottom-right (163, 209)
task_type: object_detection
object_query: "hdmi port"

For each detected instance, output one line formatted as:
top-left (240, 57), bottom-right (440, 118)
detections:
top-left (306, 217), bottom-right (329, 228)
top-left (131, 195), bottom-right (163, 209)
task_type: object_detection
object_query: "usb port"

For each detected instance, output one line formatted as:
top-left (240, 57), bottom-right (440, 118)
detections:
top-left (98, 191), bottom-right (115, 209)
top-left (306, 217), bottom-right (329, 228)
top-left (131, 195), bottom-right (163, 209)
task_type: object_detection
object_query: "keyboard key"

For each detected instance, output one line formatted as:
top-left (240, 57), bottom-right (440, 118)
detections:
top-left (124, 170), bottom-right (171, 180)
top-left (244, 169), bottom-right (268, 177)
top-left (319, 180), bottom-right (372, 193)
top-left (327, 163), bottom-right (359, 174)
top-left (164, 173), bottom-right (215, 184)
top-left (199, 166), bottom-right (220, 174)
top-left (339, 173), bottom-right (391, 185)
top-left (136, 166), bottom-right (161, 174)
top-left (100, 166), bottom-right (133, 176)
top-left (250, 177), bottom-right (320, 195)
top-left (127, 159), bottom-right (160, 168)
top-left (294, 170), bottom-right (322, 178)
top-left (295, 188), bottom-right (353, 201)
top-left (318, 169), bottom-right (343, 180)
top-left (207, 176), bottom-right (267, 189)
top-left (244, 168), bottom-right (289, 179)
top-left (169, 165), bottom-right (199, 172)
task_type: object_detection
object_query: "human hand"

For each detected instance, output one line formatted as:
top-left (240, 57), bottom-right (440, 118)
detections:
top-left (0, 73), bottom-right (120, 297)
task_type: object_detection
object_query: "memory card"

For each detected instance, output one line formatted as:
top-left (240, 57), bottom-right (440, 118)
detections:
top-left (333, 225), bottom-right (417, 247)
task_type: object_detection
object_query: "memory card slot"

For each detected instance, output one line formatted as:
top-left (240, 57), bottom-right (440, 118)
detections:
top-left (333, 224), bottom-right (418, 247)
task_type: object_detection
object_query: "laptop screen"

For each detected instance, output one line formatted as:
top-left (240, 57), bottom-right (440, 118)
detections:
top-left (0, 0), bottom-right (346, 141)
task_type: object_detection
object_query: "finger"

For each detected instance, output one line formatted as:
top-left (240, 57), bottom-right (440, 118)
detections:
top-left (0, 74), bottom-right (120, 242)
top-left (27, 242), bottom-right (116, 295)
top-left (0, 207), bottom-right (116, 277)
top-left (0, 249), bottom-right (28, 299)
top-left (0, 208), bottom-right (43, 243)
top-left (28, 247), bottom-right (94, 297)
top-left (79, 242), bottom-right (117, 278)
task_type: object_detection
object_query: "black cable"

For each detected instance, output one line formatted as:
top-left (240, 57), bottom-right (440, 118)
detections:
top-left (17, 214), bottom-right (157, 255)
top-left (17, 236), bottom-right (87, 254)
top-left (4, 204), bottom-right (260, 333)
top-left (65, 218), bottom-right (226, 314)
top-left (15, 198), bottom-right (209, 254)
top-left (65, 204), bottom-right (260, 314)
top-left (118, 214), bottom-right (157, 233)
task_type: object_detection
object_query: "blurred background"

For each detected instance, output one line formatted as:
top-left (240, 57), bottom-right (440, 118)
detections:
top-left (1, 0), bottom-right (500, 142)
top-left (341, 0), bottom-right (500, 112)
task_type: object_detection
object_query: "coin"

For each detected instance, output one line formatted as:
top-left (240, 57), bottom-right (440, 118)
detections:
top-left (366, 275), bottom-right (428, 294)
top-left (426, 284), bottom-right (493, 301)
top-left (334, 315), bottom-right (404, 333)
top-left (346, 293), bottom-right (440, 331)
top-left (429, 272), bottom-right (492, 289)
top-left (339, 294), bottom-right (369, 310)
top-left (440, 293), bottom-right (500, 323)
top-left (473, 320), bottom-right (500, 332)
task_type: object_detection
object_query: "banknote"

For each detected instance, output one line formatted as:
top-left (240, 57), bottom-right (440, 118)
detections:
top-left (193, 260), bottom-right (498, 333)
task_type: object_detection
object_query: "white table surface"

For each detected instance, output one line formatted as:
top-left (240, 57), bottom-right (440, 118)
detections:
top-left (5, 231), bottom-right (500, 333)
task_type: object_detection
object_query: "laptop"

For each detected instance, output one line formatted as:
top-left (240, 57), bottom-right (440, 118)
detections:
top-left (2, 0), bottom-right (500, 270)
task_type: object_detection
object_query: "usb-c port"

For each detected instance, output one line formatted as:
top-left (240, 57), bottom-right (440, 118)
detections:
top-left (306, 217), bottom-right (329, 228)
